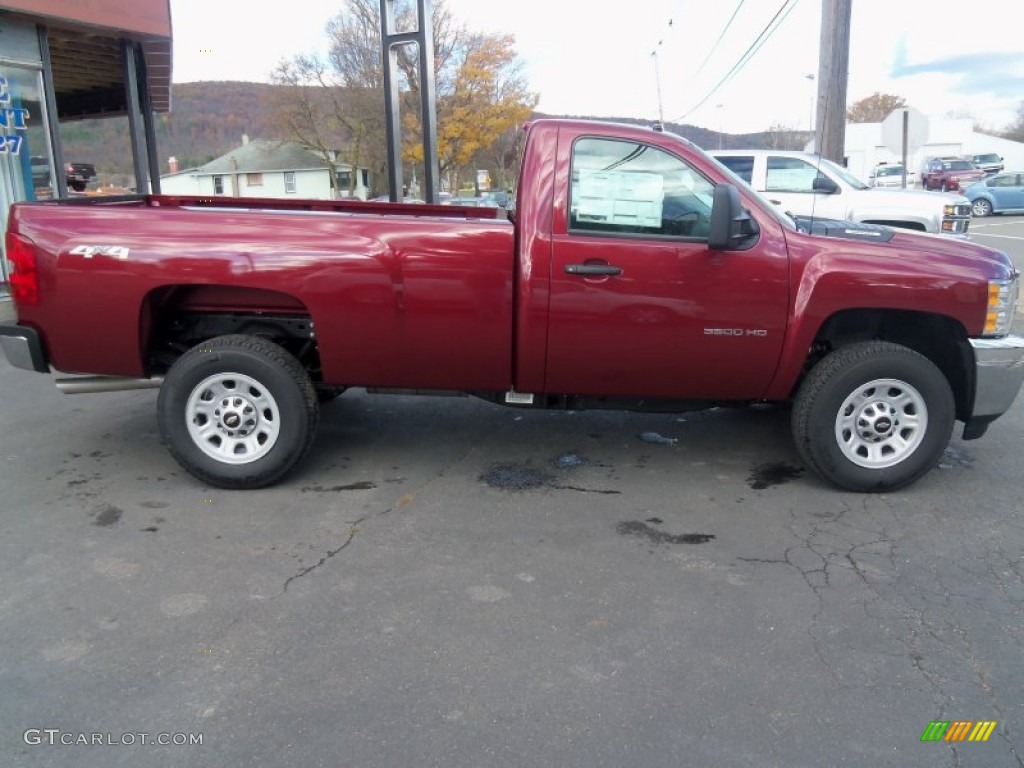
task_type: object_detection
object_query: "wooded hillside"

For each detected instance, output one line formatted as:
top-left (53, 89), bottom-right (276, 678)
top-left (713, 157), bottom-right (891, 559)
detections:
top-left (61, 81), bottom-right (795, 188)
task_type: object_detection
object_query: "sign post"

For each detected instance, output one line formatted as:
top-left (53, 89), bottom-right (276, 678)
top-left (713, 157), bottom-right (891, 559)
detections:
top-left (881, 107), bottom-right (929, 188)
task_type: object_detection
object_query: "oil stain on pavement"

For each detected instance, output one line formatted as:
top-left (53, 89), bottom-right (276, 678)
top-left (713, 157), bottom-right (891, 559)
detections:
top-left (616, 520), bottom-right (715, 545)
top-left (747, 462), bottom-right (803, 490)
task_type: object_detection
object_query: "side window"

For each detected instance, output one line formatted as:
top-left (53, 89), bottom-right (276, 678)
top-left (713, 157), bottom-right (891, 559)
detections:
top-left (989, 175), bottom-right (1013, 188)
top-left (715, 155), bottom-right (754, 184)
top-left (569, 137), bottom-right (714, 239)
top-left (765, 157), bottom-right (826, 193)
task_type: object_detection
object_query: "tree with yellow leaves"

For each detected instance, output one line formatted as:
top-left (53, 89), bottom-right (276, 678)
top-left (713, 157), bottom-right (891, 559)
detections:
top-left (403, 33), bottom-right (536, 192)
top-left (271, 0), bottom-right (536, 198)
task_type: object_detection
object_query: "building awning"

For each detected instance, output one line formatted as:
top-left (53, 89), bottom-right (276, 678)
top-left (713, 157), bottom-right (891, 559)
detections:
top-left (0, 0), bottom-right (172, 116)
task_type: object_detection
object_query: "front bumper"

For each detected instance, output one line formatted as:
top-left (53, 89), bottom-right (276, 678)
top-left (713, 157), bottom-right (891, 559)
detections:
top-left (967, 335), bottom-right (1024, 430)
top-left (0, 324), bottom-right (49, 373)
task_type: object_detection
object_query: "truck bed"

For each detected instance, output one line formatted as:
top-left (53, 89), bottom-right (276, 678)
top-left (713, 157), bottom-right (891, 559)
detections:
top-left (9, 195), bottom-right (518, 390)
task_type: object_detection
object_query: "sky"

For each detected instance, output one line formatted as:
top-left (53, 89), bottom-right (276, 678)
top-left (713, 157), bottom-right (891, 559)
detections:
top-left (169, 0), bottom-right (1024, 136)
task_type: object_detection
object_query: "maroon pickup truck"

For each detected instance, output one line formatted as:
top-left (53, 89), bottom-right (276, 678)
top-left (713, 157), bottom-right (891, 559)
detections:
top-left (3, 119), bottom-right (1023, 492)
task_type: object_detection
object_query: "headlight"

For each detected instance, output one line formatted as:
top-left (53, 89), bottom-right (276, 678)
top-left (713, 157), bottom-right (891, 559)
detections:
top-left (984, 276), bottom-right (1019, 336)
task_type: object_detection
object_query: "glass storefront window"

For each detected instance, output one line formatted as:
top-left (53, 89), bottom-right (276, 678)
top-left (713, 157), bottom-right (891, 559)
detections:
top-left (1, 68), bottom-right (54, 202)
top-left (1, 66), bottom-right (53, 286)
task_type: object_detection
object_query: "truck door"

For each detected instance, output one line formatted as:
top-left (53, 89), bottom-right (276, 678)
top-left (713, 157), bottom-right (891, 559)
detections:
top-left (761, 155), bottom-right (846, 221)
top-left (545, 135), bottom-right (789, 400)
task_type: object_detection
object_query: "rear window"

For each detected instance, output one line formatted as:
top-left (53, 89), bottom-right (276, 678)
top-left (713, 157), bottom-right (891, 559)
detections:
top-left (714, 155), bottom-right (754, 184)
top-left (948, 161), bottom-right (974, 171)
top-left (876, 166), bottom-right (903, 177)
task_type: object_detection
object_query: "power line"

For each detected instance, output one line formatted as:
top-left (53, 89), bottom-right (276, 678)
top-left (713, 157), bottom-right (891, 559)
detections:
top-left (692, 0), bottom-right (747, 80)
top-left (669, 0), bottom-right (800, 125)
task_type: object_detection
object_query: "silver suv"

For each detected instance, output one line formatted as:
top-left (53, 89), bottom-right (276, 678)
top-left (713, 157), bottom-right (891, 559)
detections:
top-left (971, 153), bottom-right (1004, 175)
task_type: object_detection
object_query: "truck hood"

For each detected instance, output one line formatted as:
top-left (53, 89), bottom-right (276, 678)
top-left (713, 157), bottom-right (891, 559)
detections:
top-left (858, 186), bottom-right (967, 211)
top-left (795, 221), bottom-right (1015, 278)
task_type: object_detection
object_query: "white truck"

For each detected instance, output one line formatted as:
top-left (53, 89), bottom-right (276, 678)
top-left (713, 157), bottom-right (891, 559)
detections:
top-left (710, 149), bottom-right (972, 236)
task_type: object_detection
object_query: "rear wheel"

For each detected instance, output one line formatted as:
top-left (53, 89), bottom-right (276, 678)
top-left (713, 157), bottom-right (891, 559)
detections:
top-left (971, 198), bottom-right (993, 217)
top-left (158, 335), bottom-right (319, 489)
top-left (792, 341), bottom-right (954, 492)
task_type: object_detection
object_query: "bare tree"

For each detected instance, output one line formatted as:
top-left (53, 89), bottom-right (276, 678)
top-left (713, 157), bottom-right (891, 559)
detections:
top-left (1005, 101), bottom-right (1024, 142)
top-left (764, 122), bottom-right (806, 150)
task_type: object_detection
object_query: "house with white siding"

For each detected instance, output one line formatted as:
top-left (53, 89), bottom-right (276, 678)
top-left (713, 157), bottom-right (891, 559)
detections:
top-left (160, 138), bottom-right (370, 200)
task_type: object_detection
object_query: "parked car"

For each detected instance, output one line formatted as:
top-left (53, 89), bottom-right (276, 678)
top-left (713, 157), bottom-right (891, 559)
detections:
top-left (442, 196), bottom-right (500, 208)
top-left (867, 163), bottom-right (916, 188)
top-left (963, 172), bottom-right (1024, 217)
top-left (368, 195), bottom-right (425, 204)
top-left (920, 158), bottom-right (986, 191)
top-left (970, 153), bottom-right (1004, 175)
top-left (64, 162), bottom-right (96, 192)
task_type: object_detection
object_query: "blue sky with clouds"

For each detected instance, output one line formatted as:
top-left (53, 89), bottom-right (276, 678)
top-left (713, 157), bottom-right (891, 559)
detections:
top-left (170, 0), bottom-right (1024, 134)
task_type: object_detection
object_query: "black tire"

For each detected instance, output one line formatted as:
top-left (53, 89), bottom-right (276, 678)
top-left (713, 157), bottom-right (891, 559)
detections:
top-left (792, 341), bottom-right (954, 492)
top-left (971, 198), bottom-right (993, 217)
top-left (158, 335), bottom-right (319, 489)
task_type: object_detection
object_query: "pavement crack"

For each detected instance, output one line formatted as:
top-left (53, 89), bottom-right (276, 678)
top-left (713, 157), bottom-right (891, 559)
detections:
top-left (282, 518), bottom-right (365, 593)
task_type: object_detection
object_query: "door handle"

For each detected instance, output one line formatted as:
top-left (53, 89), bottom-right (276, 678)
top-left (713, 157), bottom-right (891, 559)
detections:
top-left (565, 263), bottom-right (623, 276)
top-left (768, 199), bottom-right (782, 205)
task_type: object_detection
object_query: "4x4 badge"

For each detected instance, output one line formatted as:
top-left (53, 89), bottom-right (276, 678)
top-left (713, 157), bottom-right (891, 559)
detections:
top-left (69, 245), bottom-right (130, 260)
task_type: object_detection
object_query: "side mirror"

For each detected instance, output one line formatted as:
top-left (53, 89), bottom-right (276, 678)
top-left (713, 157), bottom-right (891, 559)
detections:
top-left (708, 183), bottom-right (758, 251)
top-left (812, 176), bottom-right (839, 194)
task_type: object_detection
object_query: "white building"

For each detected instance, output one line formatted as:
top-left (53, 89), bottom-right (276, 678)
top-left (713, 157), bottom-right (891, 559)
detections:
top-left (829, 118), bottom-right (1024, 184)
top-left (160, 138), bottom-right (370, 200)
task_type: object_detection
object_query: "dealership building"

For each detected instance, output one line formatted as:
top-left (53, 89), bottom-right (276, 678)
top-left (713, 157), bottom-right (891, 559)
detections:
top-left (0, 0), bottom-right (171, 285)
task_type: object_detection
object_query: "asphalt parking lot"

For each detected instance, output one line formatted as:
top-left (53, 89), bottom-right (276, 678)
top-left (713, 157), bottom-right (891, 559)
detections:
top-left (2, 216), bottom-right (1024, 768)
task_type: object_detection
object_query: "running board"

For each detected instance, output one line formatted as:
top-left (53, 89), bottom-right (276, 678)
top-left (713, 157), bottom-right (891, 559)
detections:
top-left (56, 376), bottom-right (164, 394)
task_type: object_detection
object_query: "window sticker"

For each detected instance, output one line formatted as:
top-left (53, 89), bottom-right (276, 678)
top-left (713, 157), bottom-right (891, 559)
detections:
top-left (574, 169), bottom-right (664, 227)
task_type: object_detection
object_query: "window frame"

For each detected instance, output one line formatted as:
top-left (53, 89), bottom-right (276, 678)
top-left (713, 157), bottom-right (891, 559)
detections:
top-left (284, 171), bottom-right (296, 194)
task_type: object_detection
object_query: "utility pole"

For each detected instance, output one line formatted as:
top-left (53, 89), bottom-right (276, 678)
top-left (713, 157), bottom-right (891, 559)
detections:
top-left (815, 0), bottom-right (851, 164)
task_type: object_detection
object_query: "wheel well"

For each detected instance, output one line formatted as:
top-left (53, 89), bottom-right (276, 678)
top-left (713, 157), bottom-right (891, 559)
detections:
top-left (141, 285), bottom-right (323, 381)
top-left (805, 309), bottom-right (973, 421)
top-left (860, 219), bottom-right (926, 232)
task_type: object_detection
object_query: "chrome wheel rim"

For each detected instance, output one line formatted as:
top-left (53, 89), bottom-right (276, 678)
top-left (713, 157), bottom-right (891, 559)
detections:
top-left (972, 200), bottom-right (990, 216)
top-left (835, 378), bottom-right (927, 469)
top-left (186, 373), bottom-right (281, 464)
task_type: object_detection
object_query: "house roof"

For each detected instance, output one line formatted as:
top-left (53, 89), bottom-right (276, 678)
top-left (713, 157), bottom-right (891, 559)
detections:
top-left (194, 140), bottom-right (338, 176)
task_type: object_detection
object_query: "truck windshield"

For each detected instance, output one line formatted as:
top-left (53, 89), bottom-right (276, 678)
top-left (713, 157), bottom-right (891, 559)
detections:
top-left (816, 156), bottom-right (869, 190)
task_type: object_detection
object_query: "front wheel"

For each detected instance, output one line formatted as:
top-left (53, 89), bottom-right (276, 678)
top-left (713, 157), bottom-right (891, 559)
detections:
top-left (971, 198), bottom-right (993, 217)
top-left (792, 342), bottom-right (954, 492)
top-left (158, 335), bottom-right (319, 489)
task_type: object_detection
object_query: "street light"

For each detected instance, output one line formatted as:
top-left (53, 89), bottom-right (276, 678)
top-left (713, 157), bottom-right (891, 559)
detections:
top-left (716, 103), bottom-right (724, 149)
